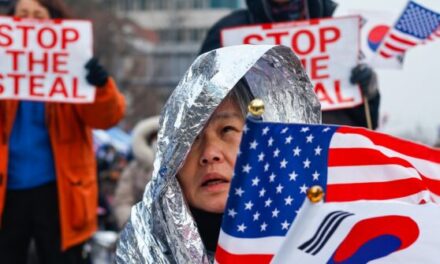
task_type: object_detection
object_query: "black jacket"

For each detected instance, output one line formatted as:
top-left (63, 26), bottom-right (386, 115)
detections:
top-left (199, 0), bottom-right (380, 129)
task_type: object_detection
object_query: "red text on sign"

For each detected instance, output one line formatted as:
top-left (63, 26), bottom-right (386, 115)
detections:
top-left (0, 23), bottom-right (79, 50)
top-left (243, 26), bottom-right (340, 55)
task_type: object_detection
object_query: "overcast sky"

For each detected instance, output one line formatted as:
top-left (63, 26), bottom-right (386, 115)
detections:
top-left (334, 0), bottom-right (440, 145)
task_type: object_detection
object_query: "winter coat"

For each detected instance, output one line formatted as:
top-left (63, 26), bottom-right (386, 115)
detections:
top-left (0, 78), bottom-right (125, 250)
top-left (199, 0), bottom-right (380, 129)
top-left (113, 116), bottom-right (159, 229)
top-left (116, 45), bottom-right (321, 263)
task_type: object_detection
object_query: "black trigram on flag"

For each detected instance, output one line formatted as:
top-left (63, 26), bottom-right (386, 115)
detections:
top-left (298, 211), bottom-right (354, 255)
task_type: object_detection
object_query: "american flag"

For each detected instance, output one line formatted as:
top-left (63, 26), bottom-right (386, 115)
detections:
top-left (215, 118), bottom-right (440, 263)
top-left (377, 0), bottom-right (440, 58)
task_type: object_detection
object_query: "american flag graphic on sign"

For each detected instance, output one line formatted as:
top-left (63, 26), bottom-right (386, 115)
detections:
top-left (215, 118), bottom-right (440, 264)
top-left (377, 0), bottom-right (440, 58)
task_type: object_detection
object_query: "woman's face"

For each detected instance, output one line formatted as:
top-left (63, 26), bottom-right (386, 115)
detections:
top-left (15, 0), bottom-right (50, 19)
top-left (178, 99), bottom-right (245, 213)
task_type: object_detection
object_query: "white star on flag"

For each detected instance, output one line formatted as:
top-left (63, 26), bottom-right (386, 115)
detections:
top-left (281, 220), bottom-right (290, 230)
top-left (242, 164), bottom-right (251, 173)
top-left (268, 137), bottom-right (274, 146)
top-left (306, 134), bottom-right (314, 143)
top-left (228, 208), bottom-right (237, 218)
top-left (303, 158), bottom-right (311, 168)
top-left (285, 136), bottom-right (293, 144)
top-left (314, 146), bottom-right (322, 155)
top-left (265, 198), bottom-right (273, 207)
top-left (237, 223), bottom-right (247, 232)
top-left (280, 159), bottom-right (288, 168)
top-left (289, 171), bottom-right (298, 181)
top-left (264, 163), bottom-right (270, 172)
top-left (244, 201), bottom-right (254, 210)
top-left (276, 184), bottom-right (284, 193)
top-left (243, 125), bottom-right (249, 134)
top-left (300, 184), bottom-right (308, 194)
top-left (293, 146), bottom-right (301, 156)
top-left (249, 140), bottom-right (258, 149)
top-left (260, 222), bottom-right (267, 231)
top-left (252, 177), bottom-right (260, 186)
top-left (235, 187), bottom-right (244, 197)
top-left (312, 171), bottom-right (320, 181)
top-left (253, 212), bottom-right (260, 221)
top-left (300, 127), bottom-right (310, 133)
top-left (262, 127), bottom-right (270, 135)
top-left (259, 188), bottom-right (266, 197)
top-left (284, 196), bottom-right (294, 205)
top-left (272, 208), bottom-right (280, 218)
top-left (269, 173), bottom-right (276, 182)
top-left (258, 152), bottom-right (265, 162)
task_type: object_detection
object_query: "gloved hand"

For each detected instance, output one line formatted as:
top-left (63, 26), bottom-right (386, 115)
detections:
top-left (85, 57), bottom-right (109, 87)
top-left (350, 63), bottom-right (378, 99)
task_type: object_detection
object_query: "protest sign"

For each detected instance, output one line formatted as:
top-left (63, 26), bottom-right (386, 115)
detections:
top-left (0, 16), bottom-right (94, 103)
top-left (222, 16), bottom-right (362, 111)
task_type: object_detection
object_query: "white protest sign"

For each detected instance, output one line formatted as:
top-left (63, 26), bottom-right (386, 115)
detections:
top-left (0, 16), bottom-right (94, 103)
top-left (222, 16), bottom-right (362, 111)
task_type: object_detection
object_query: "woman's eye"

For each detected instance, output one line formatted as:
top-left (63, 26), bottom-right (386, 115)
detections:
top-left (222, 126), bottom-right (236, 133)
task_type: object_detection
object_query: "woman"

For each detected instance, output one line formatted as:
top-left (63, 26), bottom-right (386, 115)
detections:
top-left (116, 45), bottom-right (320, 263)
top-left (0, 0), bottom-right (125, 263)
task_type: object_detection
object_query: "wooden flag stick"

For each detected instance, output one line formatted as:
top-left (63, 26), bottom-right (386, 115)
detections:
top-left (364, 95), bottom-right (373, 130)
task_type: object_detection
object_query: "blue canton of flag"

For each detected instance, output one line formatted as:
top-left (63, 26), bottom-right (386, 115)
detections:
top-left (395, 1), bottom-right (440, 39)
top-left (222, 120), bottom-right (333, 238)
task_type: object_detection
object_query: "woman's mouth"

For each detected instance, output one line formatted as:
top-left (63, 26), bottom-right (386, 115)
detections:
top-left (201, 173), bottom-right (230, 191)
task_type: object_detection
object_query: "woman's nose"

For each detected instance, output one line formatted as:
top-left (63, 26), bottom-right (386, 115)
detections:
top-left (199, 142), bottom-right (223, 165)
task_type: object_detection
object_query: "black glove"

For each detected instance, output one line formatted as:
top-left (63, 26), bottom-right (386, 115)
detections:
top-left (350, 63), bottom-right (378, 98)
top-left (85, 57), bottom-right (109, 87)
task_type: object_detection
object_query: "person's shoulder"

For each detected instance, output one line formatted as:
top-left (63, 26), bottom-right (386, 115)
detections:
top-left (212, 9), bottom-right (251, 30)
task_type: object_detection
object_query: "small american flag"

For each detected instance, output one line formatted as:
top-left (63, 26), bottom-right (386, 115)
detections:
top-left (377, 0), bottom-right (440, 58)
top-left (215, 118), bottom-right (440, 263)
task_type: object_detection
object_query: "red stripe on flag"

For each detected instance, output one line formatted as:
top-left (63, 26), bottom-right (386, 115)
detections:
top-left (326, 178), bottom-right (426, 202)
top-left (329, 148), bottom-right (416, 167)
top-left (336, 127), bottom-right (440, 163)
top-left (215, 246), bottom-right (273, 264)
top-left (384, 42), bottom-right (406, 53)
top-left (421, 176), bottom-right (440, 196)
top-left (379, 50), bottom-right (392, 58)
top-left (389, 33), bottom-right (417, 46)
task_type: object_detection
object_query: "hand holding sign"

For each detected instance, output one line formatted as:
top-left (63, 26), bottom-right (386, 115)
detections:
top-left (350, 63), bottom-right (377, 98)
top-left (85, 57), bottom-right (109, 87)
top-left (0, 16), bottom-right (95, 103)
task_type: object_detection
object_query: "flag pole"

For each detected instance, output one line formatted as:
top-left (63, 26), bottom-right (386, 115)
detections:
top-left (363, 95), bottom-right (373, 130)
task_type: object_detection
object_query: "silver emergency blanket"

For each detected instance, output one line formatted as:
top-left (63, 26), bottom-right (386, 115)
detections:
top-left (116, 45), bottom-right (321, 263)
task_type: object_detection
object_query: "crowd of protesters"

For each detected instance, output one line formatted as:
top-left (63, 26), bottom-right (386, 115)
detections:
top-left (1, 0), bottom-right (439, 263)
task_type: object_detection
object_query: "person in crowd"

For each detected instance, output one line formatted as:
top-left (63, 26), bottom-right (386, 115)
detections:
top-left (0, 0), bottom-right (125, 263)
top-left (113, 115), bottom-right (160, 229)
top-left (200, 0), bottom-right (380, 129)
top-left (116, 45), bottom-right (321, 262)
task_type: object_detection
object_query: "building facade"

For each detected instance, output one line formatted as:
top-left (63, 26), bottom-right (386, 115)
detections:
top-left (109, 0), bottom-right (243, 125)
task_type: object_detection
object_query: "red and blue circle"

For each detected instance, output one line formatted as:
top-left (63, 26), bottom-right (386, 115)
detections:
top-left (367, 25), bottom-right (390, 51)
top-left (328, 215), bottom-right (419, 264)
